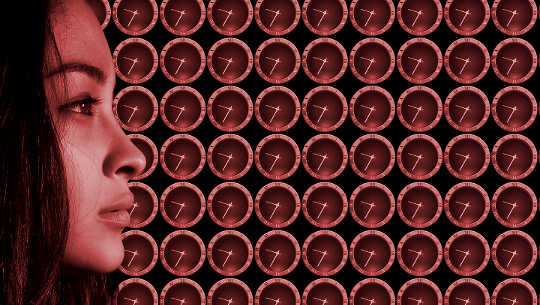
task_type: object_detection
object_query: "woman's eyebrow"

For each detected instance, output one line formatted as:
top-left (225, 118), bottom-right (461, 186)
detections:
top-left (46, 62), bottom-right (106, 83)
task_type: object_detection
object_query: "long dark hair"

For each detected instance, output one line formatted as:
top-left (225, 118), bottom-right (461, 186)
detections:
top-left (0, 1), bottom-right (111, 304)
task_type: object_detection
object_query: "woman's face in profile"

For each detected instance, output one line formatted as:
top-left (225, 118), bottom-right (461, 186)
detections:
top-left (45, 0), bottom-right (146, 272)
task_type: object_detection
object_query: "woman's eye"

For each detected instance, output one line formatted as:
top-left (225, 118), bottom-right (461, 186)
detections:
top-left (61, 97), bottom-right (100, 116)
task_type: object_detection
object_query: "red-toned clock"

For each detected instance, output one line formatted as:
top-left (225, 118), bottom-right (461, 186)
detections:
top-left (397, 38), bottom-right (442, 84)
top-left (350, 182), bottom-right (395, 228)
top-left (255, 38), bottom-right (300, 84)
top-left (302, 182), bottom-right (348, 228)
top-left (397, 182), bottom-right (442, 228)
top-left (254, 0), bottom-right (301, 36)
top-left (159, 0), bottom-right (206, 36)
top-left (255, 86), bottom-right (301, 132)
top-left (302, 134), bottom-right (348, 180)
top-left (207, 134), bottom-right (253, 180)
top-left (255, 134), bottom-right (300, 180)
top-left (119, 230), bottom-right (158, 276)
top-left (160, 86), bottom-right (205, 132)
top-left (129, 134), bottom-right (158, 180)
top-left (112, 0), bottom-right (158, 36)
top-left (349, 0), bottom-right (395, 35)
top-left (492, 182), bottom-right (537, 228)
top-left (492, 134), bottom-right (537, 180)
top-left (444, 230), bottom-right (490, 276)
top-left (254, 230), bottom-right (301, 276)
top-left (350, 86), bottom-right (395, 132)
top-left (89, 0), bottom-right (111, 29)
top-left (160, 278), bottom-right (205, 305)
top-left (397, 86), bottom-right (442, 132)
top-left (207, 38), bottom-right (253, 84)
top-left (491, 230), bottom-right (537, 276)
top-left (445, 278), bottom-right (489, 305)
top-left (303, 278), bottom-right (348, 305)
top-left (397, 230), bottom-right (443, 276)
top-left (255, 278), bottom-right (300, 305)
top-left (113, 86), bottom-right (158, 132)
top-left (113, 278), bottom-right (158, 305)
top-left (397, 134), bottom-right (443, 180)
top-left (302, 0), bottom-right (348, 35)
top-left (302, 230), bottom-right (348, 276)
top-left (444, 0), bottom-right (490, 35)
top-left (444, 86), bottom-right (490, 132)
top-left (397, 0), bottom-right (443, 35)
top-left (160, 38), bottom-right (205, 84)
top-left (492, 38), bottom-right (537, 84)
top-left (444, 182), bottom-right (490, 228)
top-left (160, 182), bottom-right (205, 228)
top-left (207, 0), bottom-right (253, 36)
top-left (159, 230), bottom-right (205, 276)
top-left (207, 182), bottom-right (253, 228)
top-left (350, 38), bottom-right (395, 84)
top-left (302, 86), bottom-right (348, 132)
top-left (207, 230), bottom-right (253, 276)
top-left (254, 182), bottom-right (301, 228)
top-left (302, 38), bottom-right (348, 84)
top-left (350, 134), bottom-right (395, 180)
top-left (492, 278), bottom-right (537, 305)
top-left (350, 278), bottom-right (395, 305)
top-left (492, 0), bottom-right (537, 35)
top-left (208, 278), bottom-right (253, 305)
top-left (397, 278), bottom-right (442, 305)
top-left (350, 230), bottom-right (395, 276)
top-left (113, 38), bottom-right (158, 84)
top-left (492, 86), bottom-right (537, 132)
top-left (207, 86), bottom-right (253, 132)
top-left (444, 134), bottom-right (490, 180)
top-left (127, 182), bottom-right (158, 228)
top-left (444, 38), bottom-right (490, 84)
top-left (160, 134), bottom-right (205, 180)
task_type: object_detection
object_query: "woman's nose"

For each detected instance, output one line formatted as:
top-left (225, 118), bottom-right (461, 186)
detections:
top-left (102, 123), bottom-right (146, 180)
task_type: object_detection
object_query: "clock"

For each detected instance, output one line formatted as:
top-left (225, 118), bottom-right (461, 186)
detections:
top-left (119, 230), bottom-right (158, 276)
top-left (302, 230), bottom-right (348, 276)
top-left (207, 182), bottom-right (253, 228)
top-left (254, 182), bottom-right (301, 228)
top-left (397, 38), bottom-right (443, 84)
top-left (302, 134), bottom-right (348, 180)
top-left (350, 134), bottom-right (394, 180)
top-left (113, 86), bottom-right (158, 132)
top-left (397, 134), bottom-right (443, 180)
top-left (113, 38), bottom-right (158, 84)
top-left (254, 230), bottom-right (301, 276)
top-left (444, 182), bottom-right (490, 228)
top-left (254, 0), bottom-right (301, 36)
top-left (255, 278), bottom-right (300, 305)
top-left (207, 38), bottom-right (253, 84)
top-left (88, 0), bottom-right (111, 29)
top-left (350, 38), bottom-right (395, 84)
top-left (397, 182), bottom-right (442, 228)
top-left (160, 134), bottom-right (205, 180)
top-left (255, 86), bottom-right (301, 132)
top-left (351, 279), bottom-right (395, 305)
top-left (207, 134), bottom-right (253, 180)
top-left (302, 0), bottom-right (348, 35)
top-left (397, 0), bottom-right (443, 36)
top-left (160, 182), bottom-right (205, 228)
top-left (112, 0), bottom-right (158, 36)
top-left (160, 38), bottom-right (205, 84)
top-left (444, 86), bottom-right (489, 132)
top-left (350, 182), bottom-right (395, 228)
top-left (444, 134), bottom-right (490, 180)
top-left (492, 0), bottom-right (537, 35)
top-left (207, 230), bottom-right (253, 276)
top-left (160, 86), bottom-right (205, 132)
top-left (350, 230), bottom-right (395, 276)
top-left (128, 134), bottom-right (158, 180)
top-left (444, 38), bottom-right (490, 84)
top-left (207, 278), bottom-right (253, 305)
top-left (491, 230), bottom-right (537, 276)
top-left (397, 278), bottom-right (442, 305)
top-left (349, 0), bottom-right (395, 36)
top-left (492, 278), bottom-right (537, 305)
top-left (159, 230), bottom-right (205, 276)
top-left (302, 182), bottom-right (348, 228)
top-left (397, 86), bottom-right (442, 132)
top-left (255, 38), bottom-right (300, 84)
top-left (255, 134), bottom-right (300, 180)
top-left (444, 0), bottom-right (490, 35)
top-left (397, 230), bottom-right (443, 276)
top-left (160, 278), bottom-right (205, 305)
top-left (492, 86), bottom-right (537, 132)
top-left (127, 182), bottom-right (158, 228)
top-left (159, 0), bottom-right (206, 36)
top-left (303, 278), bottom-right (348, 305)
top-left (207, 86), bottom-right (253, 132)
top-left (207, 0), bottom-right (253, 35)
top-left (492, 182), bottom-right (537, 228)
top-left (350, 86), bottom-right (395, 132)
top-left (302, 86), bottom-right (348, 132)
top-left (113, 278), bottom-right (158, 305)
top-left (445, 278), bottom-right (489, 305)
top-left (444, 230), bottom-right (490, 276)
top-left (491, 134), bottom-right (537, 180)
top-left (302, 38), bottom-right (348, 84)
top-left (492, 38), bottom-right (537, 84)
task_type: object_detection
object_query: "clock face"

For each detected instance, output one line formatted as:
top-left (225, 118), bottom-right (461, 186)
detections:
top-left (207, 0), bottom-right (253, 35)
top-left (492, 86), bottom-right (537, 132)
top-left (208, 279), bottom-right (253, 305)
top-left (127, 182), bottom-right (158, 228)
top-left (444, 38), bottom-right (490, 84)
top-left (444, 230), bottom-right (490, 276)
top-left (350, 0), bottom-right (395, 35)
top-left (302, 134), bottom-right (348, 180)
top-left (160, 86), bottom-right (205, 132)
top-left (302, 38), bottom-right (348, 84)
top-left (397, 86), bottom-right (442, 132)
top-left (160, 182), bottom-right (205, 228)
top-left (350, 231), bottom-right (395, 276)
top-left (397, 38), bottom-right (442, 84)
top-left (397, 134), bottom-right (443, 180)
top-left (119, 230), bottom-right (158, 276)
top-left (160, 279), bottom-right (205, 305)
top-left (303, 279), bottom-right (348, 305)
top-left (129, 134), bottom-right (158, 180)
top-left (302, 182), bottom-right (348, 228)
top-left (160, 231), bottom-right (205, 276)
top-left (255, 134), bottom-right (300, 180)
top-left (492, 182), bottom-right (537, 228)
top-left (254, 230), bottom-right (300, 276)
top-left (113, 86), bottom-right (158, 132)
top-left (255, 182), bottom-right (301, 228)
top-left (492, 279), bottom-right (537, 305)
top-left (350, 182), bottom-right (395, 228)
top-left (255, 86), bottom-right (300, 132)
top-left (160, 0), bottom-right (206, 36)
top-left (350, 135), bottom-right (394, 180)
top-left (113, 278), bottom-right (158, 305)
top-left (207, 134), bottom-right (253, 180)
top-left (207, 231), bottom-right (253, 276)
top-left (302, 0), bottom-right (348, 35)
top-left (445, 279), bottom-right (489, 305)
top-left (160, 134), bottom-right (205, 180)
top-left (302, 231), bottom-right (348, 276)
top-left (88, 0), bottom-right (111, 29)
top-left (397, 182), bottom-right (442, 228)
top-left (255, 0), bottom-right (301, 35)
top-left (444, 86), bottom-right (490, 132)
top-left (492, 0), bottom-right (537, 35)
top-left (113, 0), bottom-right (158, 35)
top-left (397, 0), bottom-right (443, 35)
top-left (350, 86), bottom-right (395, 132)
top-left (444, 182), bottom-right (490, 228)
top-left (444, 134), bottom-right (490, 180)
top-left (350, 38), bottom-right (395, 84)
top-left (255, 38), bottom-right (300, 84)
top-left (114, 38), bottom-right (158, 84)
top-left (492, 38), bottom-right (537, 84)
top-left (255, 279), bottom-right (300, 305)
top-left (160, 38), bottom-right (205, 84)
top-left (491, 230), bottom-right (537, 276)
top-left (397, 279), bottom-right (442, 305)
top-left (208, 38), bottom-right (253, 84)
top-left (492, 134), bottom-right (537, 180)
top-left (444, 0), bottom-right (490, 35)
top-left (208, 182), bottom-right (253, 228)
top-left (302, 86), bottom-right (347, 132)
top-left (207, 86), bottom-right (253, 132)
top-left (351, 279), bottom-right (395, 305)
top-left (397, 230), bottom-right (443, 276)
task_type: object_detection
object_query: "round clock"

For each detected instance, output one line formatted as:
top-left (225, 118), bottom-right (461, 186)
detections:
top-left (302, 230), bottom-right (348, 276)
top-left (444, 230), bottom-right (490, 276)
top-left (350, 0), bottom-right (395, 35)
top-left (444, 38), bottom-right (490, 84)
top-left (207, 182), bottom-right (253, 228)
top-left (445, 278), bottom-right (489, 305)
top-left (397, 134), bottom-right (443, 180)
top-left (129, 134), bottom-right (158, 180)
top-left (350, 38), bottom-right (395, 84)
top-left (302, 134), bottom-right (348, 180)
top-left (207, 38), bottom-right (253, 84)
top-left (119, 230), bottom-right (158, 276)
top-left (254, 230), bottom-right (301, 276)
top-left (160, 278), bottom-right (205, 305)
top-left (492, 182), bottom-right (537, 228)
top-left (207, 86), bottom-right (253, 132)
top-left (160, 182), bottom-right (205, 228)
top-left (444, 86), bottom-right (489, 132)
top-left (397, 278), bottom-right (442, 305)
top-left (255, 86), bottom-right (301, 132)
top-left (491, 230), bottom-right (537, 276)
top-left (255, 38), bottom-right (300, 84)
top-left (160, 86), bottom-right (205, 132)
top-left (444, 134), bottom-right (490, 180)
top-left (160, 38), bottom-right (205, 84)
top-left (492, 0), bottom-right (537, 35)
top-left (350, 278), bottom-right (395, 305)
top-left (207, 0), bottom-right (253, 36)
top-left (302, 38), bottom-right (348, 84)
top-left (160, 230), bottom-right (205, 276)
top-left (492, 86), bottom-right (537, 132)
top-left (444, 0), bottom-right (490, 35)
top-left (255, 0), bottom-right (301, 36)
top-left (350, 230), bottom-right (395, 276)
top-left (491, 134), bottom-right (537, 180)
top-left (159, 0), bottom-right (206, 36)
top-left (397, 86), bottom-right (442, 132)
top-left (207, 134), bottom-right (253, 180)
top-left (350, 86), bottom-right (395, 132)
top-left (492, 278), bottom-right (537, 305)
top-left (302, 0), bottom-right (348, 35)
top-left (89, 0), bottom-right (111, 29)
top-left (397, 230), bottom-right (443, 276)
top-left (397, 0), bottom-right (443, 35)
top-left (302, 182), bottom-right (348, 228)
top-left (255, 278), bottom-right (300, 305)
top-left (350, 182), bottom-right (395, 228)
top-left (303, 278), bottom-right (348, 305)
top-left (113, 0), bottom-right (158, 35)
top-left (113, 38), bottom-right (158, 84)
top-left (208, 278), bottom-right (253, 305)
top-left (254, 182), bottom-right (301, 228)
top-left (397, 38), bottom-right (442, 84)
top-left (113, 278), bottom-right (158, 305)
top-left (302, 86), bottom-right (348, 132)
top-left (444, 182), bottom-right (490, 228)
top-left (492, 38), bottom-right (537, 84)
top-left (255, 134), bottom-right (300, 180)
top-left (350, 134), bottom-right (395, 180)
top-left (113, 86), bottom-right (158, 132)
top-left (160, 134), bottom-right (205, 180)
top-left (127, 182), bottom-right (158, 228)
top-left (397, 182), bottom-right (442, 228)
top-left (207, 230), bottom-right (253, 276)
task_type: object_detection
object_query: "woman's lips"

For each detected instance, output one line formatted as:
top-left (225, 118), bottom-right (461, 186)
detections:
top-left (98, 209), bottom-right (131, 227)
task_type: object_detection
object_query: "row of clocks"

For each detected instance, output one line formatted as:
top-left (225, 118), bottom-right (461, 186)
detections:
top-left (92, 0), bottom-right (540, 37)
top-left (117, 228), bottom-right (538, 277)
top-left (112, 37), bottom-right (539, 85)
top-left (127, 180), bottom-right (537, 229)
top-left (114, 84), bottom-right (538, 133)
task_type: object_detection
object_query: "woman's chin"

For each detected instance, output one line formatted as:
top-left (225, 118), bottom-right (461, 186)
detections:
top-left (63, 232), bottom-right (125, 273)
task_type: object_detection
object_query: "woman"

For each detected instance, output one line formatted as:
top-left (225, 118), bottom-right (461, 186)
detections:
top-left (0, 0), bottom-right (146, 304)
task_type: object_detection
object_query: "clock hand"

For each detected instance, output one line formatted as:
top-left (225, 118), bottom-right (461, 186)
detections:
top-left (169, 200), bottom-right (186, 220)
top-left (359, 104), bottom-right (376, 123)
top-left (358, 200), bottom-right (376, 219)
top-left (264, 8), bottom-right (281, 28)
top-left (170, 8), bottom-right (187, 27)
top-left (455, 56), bottom-right (471, 75)
top-left (454, 104), bottom-right (470, 123)
top-left (311, 8), bottom-right (328, 27)
top-left (358, 8), bottom-right (376, 27)
top-left (407, 8), bottom-right (423, 27)
top-left (454, 8), bottom-right (471, 27)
